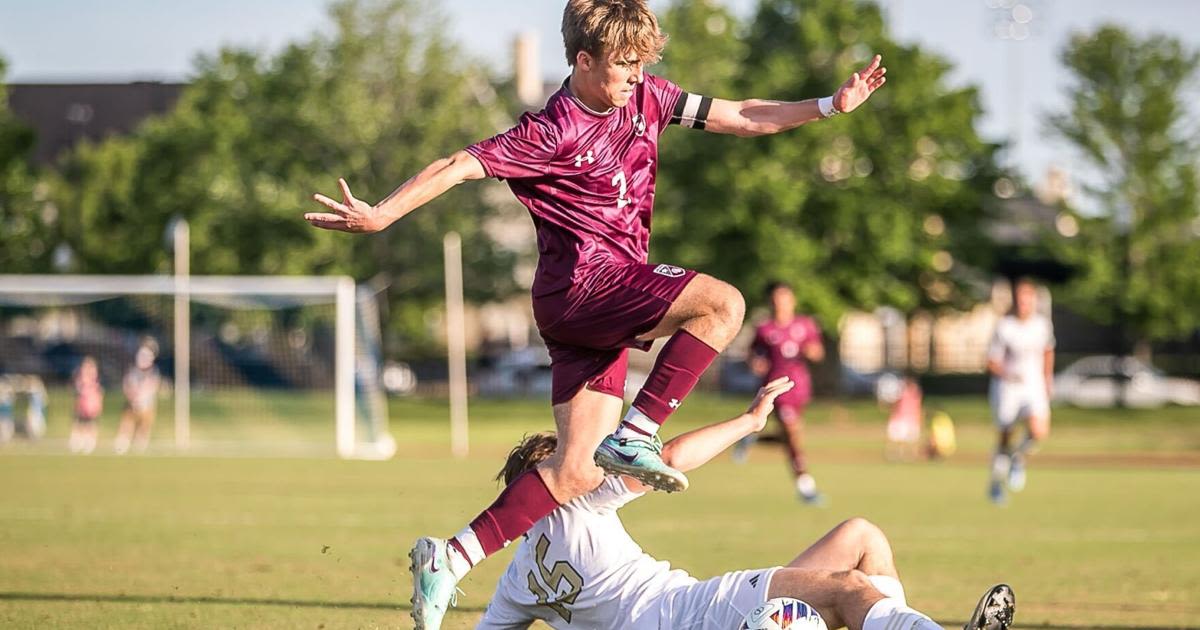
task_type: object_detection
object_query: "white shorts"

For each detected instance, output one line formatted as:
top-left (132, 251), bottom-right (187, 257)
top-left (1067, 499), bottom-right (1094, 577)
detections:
top-left (653, 567), bottom-right (781, 630)
top-left (989, 381), bottom-right (1050, 428)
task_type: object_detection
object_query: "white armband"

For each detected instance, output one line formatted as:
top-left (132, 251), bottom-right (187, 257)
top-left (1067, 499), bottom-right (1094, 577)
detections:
top-left (818, 95), bottom-right (841, 118)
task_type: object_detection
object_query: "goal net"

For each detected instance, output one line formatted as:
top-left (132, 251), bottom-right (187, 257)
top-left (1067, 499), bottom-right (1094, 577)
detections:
top-left (0, 275), bottom-right (393, 459)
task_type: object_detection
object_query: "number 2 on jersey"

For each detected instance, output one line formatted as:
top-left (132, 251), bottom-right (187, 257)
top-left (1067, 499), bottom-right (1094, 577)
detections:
top-left (612, 170), bottom-right (631, 209)
top-left (525, 534), bottom-right (584, 622)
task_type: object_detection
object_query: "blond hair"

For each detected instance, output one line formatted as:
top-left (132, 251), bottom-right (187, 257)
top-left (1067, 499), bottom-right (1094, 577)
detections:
top-left (496, 432), bottom-right (558, 486)
top-left (561, 0), bottom-right (668, 66)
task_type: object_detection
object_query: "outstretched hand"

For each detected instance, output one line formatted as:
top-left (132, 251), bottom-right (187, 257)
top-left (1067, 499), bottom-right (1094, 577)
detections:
top-left (305, 178), bottom-right (385, 233)
top-left (746, 376), bottom-right (796, 430)
top-left (833, 54), bottom-right (887, 114)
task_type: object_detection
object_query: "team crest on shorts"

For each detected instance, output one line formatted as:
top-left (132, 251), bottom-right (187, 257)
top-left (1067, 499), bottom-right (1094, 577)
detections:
top-left (654, 264), bottom-right (686, 278)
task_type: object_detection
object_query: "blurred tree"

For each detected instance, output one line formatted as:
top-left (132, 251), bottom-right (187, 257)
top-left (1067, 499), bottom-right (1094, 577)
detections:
top-left (50, 0), bottom-right (519, 353)
top-left (1049, 26), bottom-right (1200, 352)
top-left (0, 57), bottom-right (54, 273)
top-left (654, 0), bottom-right (1004, 328)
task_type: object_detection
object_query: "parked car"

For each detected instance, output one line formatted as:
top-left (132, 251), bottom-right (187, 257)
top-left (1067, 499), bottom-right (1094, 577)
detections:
top-left (475, 346), bottom-right (554, 397)
top-left (1053, 355), bottom-right (1200, 408)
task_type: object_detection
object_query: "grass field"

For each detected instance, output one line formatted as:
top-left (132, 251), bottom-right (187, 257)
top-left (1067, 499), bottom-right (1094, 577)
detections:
top-left (1, 393), bottom-right (1198, 629)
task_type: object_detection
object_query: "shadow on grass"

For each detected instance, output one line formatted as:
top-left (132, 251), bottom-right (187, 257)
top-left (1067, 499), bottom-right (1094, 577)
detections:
top-left (2, 593), bottom-right (1194, 629)
top-left (1000, 626), bottom-right (1194, 630)
top-left (0, 591), bottom-right (487, 613)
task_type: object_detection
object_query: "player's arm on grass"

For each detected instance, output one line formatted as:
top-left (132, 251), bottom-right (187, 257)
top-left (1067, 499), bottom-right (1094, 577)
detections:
top-left (702, 55), bottom-right (886, 137)
top-left (622, 377), bottom-right (795, 493)
top-left (305, 150), bottom-right (486, 233)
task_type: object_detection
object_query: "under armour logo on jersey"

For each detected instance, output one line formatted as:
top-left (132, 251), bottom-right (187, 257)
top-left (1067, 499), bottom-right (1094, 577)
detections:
top-left (632, 113), bottom-right (646, 137)
top-left (653, 264), bottom-right (687, 278)
top-left (669, 398), bottom-right (681, 409)
top-left (748, 573), bottom-right (761, 588)
top-left (574, 150), bottom-right (595, 167)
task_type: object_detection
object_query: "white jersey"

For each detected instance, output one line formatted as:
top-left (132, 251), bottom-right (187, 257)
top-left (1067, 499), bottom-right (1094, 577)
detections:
top-left (477, 476), bottom-right (697, 630)
top-left (988, 314), bottom-right (1055, 389)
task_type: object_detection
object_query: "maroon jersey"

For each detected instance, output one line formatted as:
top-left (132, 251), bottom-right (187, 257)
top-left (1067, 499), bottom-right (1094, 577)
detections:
top-left (752, 316), bottom-right (823, 405)
top-left (465, 74), bottom-right (688, 297)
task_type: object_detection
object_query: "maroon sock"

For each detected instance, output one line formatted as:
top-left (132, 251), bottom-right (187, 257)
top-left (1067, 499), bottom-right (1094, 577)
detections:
top-left (454, 468), bottom-right (560, 561)
top-left (632, 330), bottom-right (720, 425)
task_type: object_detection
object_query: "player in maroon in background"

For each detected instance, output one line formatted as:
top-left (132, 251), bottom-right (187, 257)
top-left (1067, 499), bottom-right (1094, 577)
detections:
top-left (736, 281), bottom-right (828, 505)
top-left (305, 1), bottom-right (886, 626)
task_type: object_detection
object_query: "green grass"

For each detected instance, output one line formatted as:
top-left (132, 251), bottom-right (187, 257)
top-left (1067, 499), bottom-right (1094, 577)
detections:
top-left (1, 394), bottom-right (1198, 629)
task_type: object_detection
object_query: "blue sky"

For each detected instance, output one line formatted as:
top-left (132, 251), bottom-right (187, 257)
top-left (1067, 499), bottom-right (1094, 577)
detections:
top-left (2, 0), bottom-right (1197, 185)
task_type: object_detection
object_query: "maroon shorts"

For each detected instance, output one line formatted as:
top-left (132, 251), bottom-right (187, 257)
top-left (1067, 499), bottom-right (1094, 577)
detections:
top-left (767, 373), bottom-right (811, 426)
top-left (775, 403), bottom-right (807, 426)
top-left (534, 262), bottom-right (698, 405)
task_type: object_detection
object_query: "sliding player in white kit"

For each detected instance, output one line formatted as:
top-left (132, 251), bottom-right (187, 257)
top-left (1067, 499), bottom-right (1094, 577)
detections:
top-left (986, 278), bottom-right (1055, 505)
top-left (476, 378), bottom-right (1016, 630)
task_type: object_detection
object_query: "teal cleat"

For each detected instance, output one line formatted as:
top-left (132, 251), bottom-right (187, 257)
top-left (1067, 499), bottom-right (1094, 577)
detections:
top-left (594, 434), bottom-right (689, 493)
top-left (408, 537), bottom-right (462, 630)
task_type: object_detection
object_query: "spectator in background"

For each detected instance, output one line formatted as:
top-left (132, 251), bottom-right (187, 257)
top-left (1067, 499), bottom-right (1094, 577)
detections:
top-left (22, 375), bottom-right (47, 440)
top-left (114, 339), bottom-right (161, 455)
top-left (734, 281), bottom-right (827, 505)
top-left (69, 356), bottom-right (104, 455)
top-left (882, 375), bottom-right (923, 462)
top-left (986, 278), bottom-right (1055, 505)
top-left (0, 377), bottom-right (14, 444)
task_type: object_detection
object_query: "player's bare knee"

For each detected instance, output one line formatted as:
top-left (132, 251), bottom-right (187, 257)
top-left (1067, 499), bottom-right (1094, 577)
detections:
top-left (702, 279), bottom-right (744, 341)
top-left (842, 517), bottom-right (884, 544)
top-left (718, 283), bottom-right (746, 330)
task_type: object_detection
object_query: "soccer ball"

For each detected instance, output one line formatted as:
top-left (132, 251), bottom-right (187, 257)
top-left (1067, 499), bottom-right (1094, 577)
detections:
top-left (739, 597), bottom-right (827, 630)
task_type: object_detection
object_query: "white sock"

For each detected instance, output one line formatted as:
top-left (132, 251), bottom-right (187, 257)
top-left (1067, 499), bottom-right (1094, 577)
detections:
top-left (868, 575), bottom-right (907, 605)
top-left (990, 451), bottom-right (1011, 481)
top-left (796, 473), bottom-right (817, 496)
top-left (448, 527), bottom-right (485, 579)
top-left (614, 408), bottom-right (659, 440)
top-left (863, 597), bottom-right (943, 630)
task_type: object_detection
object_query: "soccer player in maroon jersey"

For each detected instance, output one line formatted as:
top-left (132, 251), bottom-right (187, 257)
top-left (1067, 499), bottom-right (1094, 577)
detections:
top-left (305, 1), bottom-right (886, 626)
top-left (736, 281), bottom-right (828, 504)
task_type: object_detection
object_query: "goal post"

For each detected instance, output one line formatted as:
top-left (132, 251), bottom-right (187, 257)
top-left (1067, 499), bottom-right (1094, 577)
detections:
top-left (0, 274), bottom-right (391, 459)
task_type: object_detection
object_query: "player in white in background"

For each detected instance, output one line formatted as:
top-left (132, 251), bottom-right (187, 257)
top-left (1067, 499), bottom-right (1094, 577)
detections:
top-left (986, 278), bottom-right (1055, 505)
top-left (114, 339), bottom-right (162, 455)
top-left (476, 378), bottom-right (1015, 630)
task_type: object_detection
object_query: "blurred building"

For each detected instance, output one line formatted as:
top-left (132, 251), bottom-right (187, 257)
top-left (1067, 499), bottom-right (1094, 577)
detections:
top-left (7, 81), bottom-right (184, 166)
top-left (836, 183), bottom-right (1070, 387)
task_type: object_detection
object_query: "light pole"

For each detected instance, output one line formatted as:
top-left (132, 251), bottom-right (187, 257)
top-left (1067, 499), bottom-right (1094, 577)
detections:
top-left (166, 216), bottom-right (190, 450)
